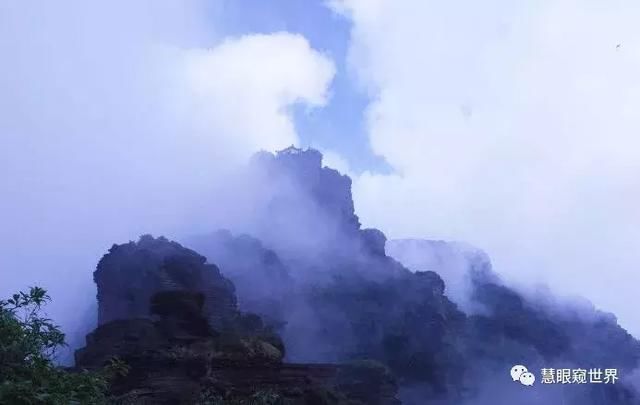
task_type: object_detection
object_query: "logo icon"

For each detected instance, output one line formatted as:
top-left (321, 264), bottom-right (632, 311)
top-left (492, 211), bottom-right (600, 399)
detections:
top-left (511, 365), bottom-right (535, 386)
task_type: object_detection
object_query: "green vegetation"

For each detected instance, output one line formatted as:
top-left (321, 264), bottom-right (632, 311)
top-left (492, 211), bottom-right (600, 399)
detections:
top-left (0, 287), bottom-right (124, 404)
top-left (197, 387), bottom-right (351, 405)
top-left (199, 389), bottom-right (286, 405)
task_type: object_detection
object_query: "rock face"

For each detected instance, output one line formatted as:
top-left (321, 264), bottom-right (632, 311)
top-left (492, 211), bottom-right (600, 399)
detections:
top-left (186, 229), bottom-right (292, 323)
top-left (77, 279), bottom-right (400, 404)
top-left (81, 231), bottom-right (401, 404)
top-left (94, 235), bottom-right (238, 330)
top-left (183, 148), bottom-right (640, 404)
top-left (304, 269), bottom-right (467, 398)
top-left (387, 238), bottom-right (640, 404)
top-left (194, 148), bottom-right (406, 285)
top-left (186, 148), bottom-right (412, 366)
top-left (386, 239), bottom-right (497, 310)
top-left (79, 148), bottom-right (640, 404)
top-left (246, 148), bottom-right (394, 270)
top-left (252, 147), bottom-right (361, 236)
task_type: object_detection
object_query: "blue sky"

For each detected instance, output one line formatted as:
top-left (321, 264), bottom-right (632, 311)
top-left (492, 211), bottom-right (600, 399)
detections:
top-left (216, 0), bottom-right (388, 173)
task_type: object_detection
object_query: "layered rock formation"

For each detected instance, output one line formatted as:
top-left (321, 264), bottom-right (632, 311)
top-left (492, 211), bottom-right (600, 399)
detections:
top-left (386, 238), bottom-right (497, 310)
top-left (243, 147), bottom-right (405, 281)
top-left (94, 235), bottom-right (237, 330)
top-left (186, 229), bottom-right (292, 322)
top-left (76, 147), bottom-right (640, 404)
top-left (388, 238), bottom-right (640, 404)
top-left (78, 234), bottom-right (400, 404)
top-left (252, 147), bottom-right (361, 236)
top-left (185, 148), bottom-right (640, 404)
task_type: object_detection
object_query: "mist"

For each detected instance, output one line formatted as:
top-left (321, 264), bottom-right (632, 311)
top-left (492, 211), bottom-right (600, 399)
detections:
top-left (0, 0), bottom-right (334, 350)
top-left (330, 0), bottom-right (640, 337)
top-left (2, 2), bottom-right (640, 403)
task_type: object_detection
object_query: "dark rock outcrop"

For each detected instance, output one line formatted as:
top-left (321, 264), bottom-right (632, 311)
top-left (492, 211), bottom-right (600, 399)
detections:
top-left (386, 238), bottom-right (497, 309)
top-left (186, 229), bottom-right (292, 323)
top-left (94, 235), bottom-right (237, 330)
top-left (78, 148), bottom-right (640, 404)
top-left (389, 237), bottom-right (640, 404)
top-left (252, 147), bottom-right (361, 236)
top-left (76, 288), bottom-right (400, 405)
top-left (361, 228), bottom-right (387, 257)
top-left (189, 148), bottom-right (640, 404)
top-left (245, 148), bottom-right (405, 281)
top-left (305, 269), bottom-right (467, 399)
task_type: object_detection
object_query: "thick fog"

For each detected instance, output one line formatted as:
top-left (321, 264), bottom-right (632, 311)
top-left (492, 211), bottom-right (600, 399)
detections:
top-left (331, 0), bottom-right (640, 337)
top-left (0, 0), bottom-right (334, 346)
top-left (2, 0), bottom-right (640, 376)
top-left (3, 4), bottom-right (640, 403)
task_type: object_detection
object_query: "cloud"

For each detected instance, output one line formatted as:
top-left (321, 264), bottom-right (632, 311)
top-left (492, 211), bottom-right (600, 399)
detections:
top-left (321, 149), bottom-right (354, 176)
top-left (332, 0), bottom-right (640, 334)
top-left (179, 33), bottom-right (334, 158)
top-left (0, 0), bottom-right (334, 348)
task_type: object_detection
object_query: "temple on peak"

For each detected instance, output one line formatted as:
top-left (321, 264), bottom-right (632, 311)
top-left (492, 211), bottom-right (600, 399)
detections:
top-left (278, 145), bottom-right (303, 155)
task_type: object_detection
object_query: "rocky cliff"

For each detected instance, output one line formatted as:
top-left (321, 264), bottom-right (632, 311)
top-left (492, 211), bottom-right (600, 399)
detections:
top-left (241, 147), bottom-right (404, 281)
top-left (184, 148), bottom-right (640, 404)
top-left (94, 235), bottom-right (238, 331)
top-left (78, 147), bottom-right (640, 404)
top-left (79, 235), bottom-right (400, 404)
top-left (386, 238), bottom-right (497, 310)
top-left (388, 238), bottom-right (640, 404)
top-left (187, 229), bottom-right (292, 323)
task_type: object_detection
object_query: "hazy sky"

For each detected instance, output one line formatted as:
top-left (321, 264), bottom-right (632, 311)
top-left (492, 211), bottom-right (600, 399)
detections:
top-left (2, 0), bottom-right (640, 338)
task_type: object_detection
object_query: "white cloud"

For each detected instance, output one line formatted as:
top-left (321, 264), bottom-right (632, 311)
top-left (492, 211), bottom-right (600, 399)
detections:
top-left (334, 0), bottom-right (640, 334)
top-left (180, 33), bottom-right (335, 158)
top-left (321, 149), bottom-right (354, 177)
top-left (0, 1), bottom-right (334, 346)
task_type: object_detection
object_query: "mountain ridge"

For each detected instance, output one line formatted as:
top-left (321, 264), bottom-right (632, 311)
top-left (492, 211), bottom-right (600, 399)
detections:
top-left (75, 147), bottom-right (640, 404)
